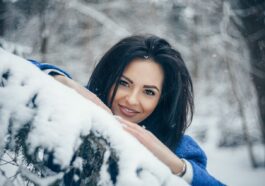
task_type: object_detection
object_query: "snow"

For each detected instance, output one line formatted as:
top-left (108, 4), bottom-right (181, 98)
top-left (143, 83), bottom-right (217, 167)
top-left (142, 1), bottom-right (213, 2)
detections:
top-left (204, 144), bottom-right (265, 186)
top-left (0, 48), bottom-right (189, 185)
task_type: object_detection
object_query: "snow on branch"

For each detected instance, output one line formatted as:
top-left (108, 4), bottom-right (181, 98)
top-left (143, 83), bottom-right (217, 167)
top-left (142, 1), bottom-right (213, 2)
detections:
top-left (68, 1), bottom-right (130, 38)
top-left (0, 37), bottom-right (32, 57)
top-left (0, 48), bottom-right (187, 185)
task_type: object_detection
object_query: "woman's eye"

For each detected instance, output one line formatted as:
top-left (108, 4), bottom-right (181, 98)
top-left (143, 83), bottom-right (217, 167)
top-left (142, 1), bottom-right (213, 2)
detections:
top-left (145, 89), bottom-right (155, 96)
top-left (118, 80), bottom-right (129, 87)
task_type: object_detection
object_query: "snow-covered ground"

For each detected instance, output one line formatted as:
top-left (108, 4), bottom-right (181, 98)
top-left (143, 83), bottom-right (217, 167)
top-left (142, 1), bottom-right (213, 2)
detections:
top-left (190, 116), bottom-right (265, 186)
top-left (190, 115), bottom-right (264, 186)
top-left (204, 144), bottom-right (265, 186)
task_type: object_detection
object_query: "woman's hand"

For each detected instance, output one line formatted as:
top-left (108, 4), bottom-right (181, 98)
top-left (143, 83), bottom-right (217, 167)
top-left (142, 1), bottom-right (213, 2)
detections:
top-left (117, 117), bottom-right (185, 175)
top-left (53, 75), bottom-right (112, 113)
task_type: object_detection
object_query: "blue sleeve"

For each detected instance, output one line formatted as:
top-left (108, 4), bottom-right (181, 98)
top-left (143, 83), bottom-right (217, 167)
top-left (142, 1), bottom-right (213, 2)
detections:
top-left (28, 59), bottom-right (72, 79)
top-left (175, 135), bottom-right (226, 186)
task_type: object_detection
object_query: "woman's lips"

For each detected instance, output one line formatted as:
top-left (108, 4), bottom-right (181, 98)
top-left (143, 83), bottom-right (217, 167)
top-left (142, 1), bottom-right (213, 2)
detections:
top-left (118, 104), bottom-right (139, 117)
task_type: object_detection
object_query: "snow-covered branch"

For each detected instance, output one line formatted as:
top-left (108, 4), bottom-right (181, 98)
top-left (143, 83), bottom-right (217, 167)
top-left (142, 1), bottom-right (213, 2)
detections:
top-left (68, 1), bottom-right (130, 38)
top-left (0, 48), bottom-right (187, 185)
top-left (0, 37), bottom-right (32, 57)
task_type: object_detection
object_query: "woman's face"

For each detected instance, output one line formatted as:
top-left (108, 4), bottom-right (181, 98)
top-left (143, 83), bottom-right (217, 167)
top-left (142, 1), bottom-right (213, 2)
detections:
top-left (109, 58), bottom-right (164, 123)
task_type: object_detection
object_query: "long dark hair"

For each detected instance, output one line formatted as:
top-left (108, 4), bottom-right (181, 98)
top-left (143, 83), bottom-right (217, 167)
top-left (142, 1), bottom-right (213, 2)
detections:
top-left (87, 35), bottom-right (194, 151)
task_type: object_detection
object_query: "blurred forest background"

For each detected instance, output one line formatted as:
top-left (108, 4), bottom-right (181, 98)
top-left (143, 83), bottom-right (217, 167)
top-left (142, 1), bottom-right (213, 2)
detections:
top-left (0, 0), bottom-right (264, 185)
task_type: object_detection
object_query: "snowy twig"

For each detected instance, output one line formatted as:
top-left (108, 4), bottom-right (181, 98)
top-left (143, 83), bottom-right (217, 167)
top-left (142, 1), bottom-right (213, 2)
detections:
top-left (68, 1), bottom-right (130, 37)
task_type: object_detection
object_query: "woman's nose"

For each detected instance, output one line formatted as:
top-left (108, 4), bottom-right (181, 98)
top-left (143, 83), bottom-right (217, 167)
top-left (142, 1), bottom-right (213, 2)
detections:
top-left (125, 91), bottom-right (139, 105)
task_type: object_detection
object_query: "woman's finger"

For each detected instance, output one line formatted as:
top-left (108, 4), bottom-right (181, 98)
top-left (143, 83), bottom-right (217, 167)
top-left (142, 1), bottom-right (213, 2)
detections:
top-left (122, 123), bottom-right (150, 145)
top-left (117, 117), bottom-right (146, 132)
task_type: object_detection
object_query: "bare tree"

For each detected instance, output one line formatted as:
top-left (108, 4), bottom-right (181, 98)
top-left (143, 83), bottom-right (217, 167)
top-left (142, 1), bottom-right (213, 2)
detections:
top-left (0, 0), bottom-right (5, 37)
top-left (230, 0), bottom-right (265, 154)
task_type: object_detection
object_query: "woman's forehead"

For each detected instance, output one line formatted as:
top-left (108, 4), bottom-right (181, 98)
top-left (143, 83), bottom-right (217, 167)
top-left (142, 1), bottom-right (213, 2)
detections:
top-left (122, 59), bottom-right (164, 88)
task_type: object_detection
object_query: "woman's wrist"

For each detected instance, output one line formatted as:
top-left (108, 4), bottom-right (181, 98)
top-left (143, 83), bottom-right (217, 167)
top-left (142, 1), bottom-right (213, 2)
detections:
top-left (168, 156), bottom-right (186, 176)
top-left (170, 158), bottom-right (193, 183)
top-left (175, 159), bottom-right (187, 177)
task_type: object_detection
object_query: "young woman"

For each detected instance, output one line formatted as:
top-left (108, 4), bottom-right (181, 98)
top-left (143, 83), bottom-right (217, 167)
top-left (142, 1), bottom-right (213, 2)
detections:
top-left (31, 35), bottom-right (225, 185)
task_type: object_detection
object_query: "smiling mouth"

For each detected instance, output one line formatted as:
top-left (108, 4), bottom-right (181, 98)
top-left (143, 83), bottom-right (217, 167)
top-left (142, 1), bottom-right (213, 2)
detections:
top-left (118, 104), bottom-right (139, 117)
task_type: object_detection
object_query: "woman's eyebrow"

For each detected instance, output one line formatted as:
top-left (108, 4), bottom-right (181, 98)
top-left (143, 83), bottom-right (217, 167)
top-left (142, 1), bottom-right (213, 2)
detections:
top-left (144, 85), bottom-right (160, 92)
top-left (122, 75), bottom-right (160, 92)
top-left (121, 75), bottom-right (133, 83)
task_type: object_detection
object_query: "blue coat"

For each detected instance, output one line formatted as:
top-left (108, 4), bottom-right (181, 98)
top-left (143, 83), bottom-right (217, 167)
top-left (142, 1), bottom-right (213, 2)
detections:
top-left (177, 135), bottom-right (225, 185)
top-left (30, 60), bottom-right (225, 186)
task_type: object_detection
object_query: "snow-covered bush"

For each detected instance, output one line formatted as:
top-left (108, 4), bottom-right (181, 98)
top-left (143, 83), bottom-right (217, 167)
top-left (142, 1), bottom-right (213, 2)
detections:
top-left (0, 48), bottom-right (187, 185)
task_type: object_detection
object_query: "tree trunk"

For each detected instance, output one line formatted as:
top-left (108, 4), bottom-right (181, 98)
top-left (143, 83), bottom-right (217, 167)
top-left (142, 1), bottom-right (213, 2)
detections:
top-left (40, 13), bottom-right (48, 62)
top-left (224, 47), bottom-right (257, 167)
top-left (0, 0), bottom-right (5, 37)
top-left (230, 0), bottom-right (265, 146)
top-left (229, 0), bottom-right (265, 167)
